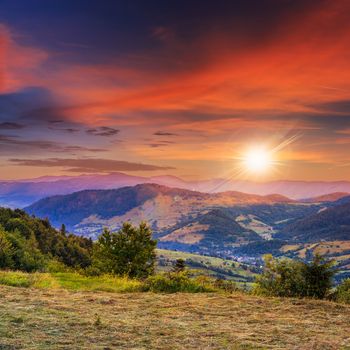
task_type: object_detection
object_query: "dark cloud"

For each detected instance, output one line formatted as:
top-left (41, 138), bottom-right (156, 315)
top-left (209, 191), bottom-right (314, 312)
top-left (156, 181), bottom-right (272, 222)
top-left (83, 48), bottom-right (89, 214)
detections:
top-left (86, 126), bottom-right (120, 137)
top-left (63, 128), bottom-right (80, 133)
top-left (0, 122), bottom-right (25, 130)
top-left (0, 0), bottom-right (325, 66)
top-left (153, 131), bottom-right (178, 136)
top-left (311, 100), bottom-right (350, 114)
top-left (9, 158), bottom-right (174, 173)
top-left (0, 87), bottom-right (70, 126)
top-left (0, 134), bottom-right (105, 153)
top-left (48, 120), bottom-right (65, 124)
top-left (48, 126), bottom-right (80, 133)
top-left (149, 140), bottom-right (175, 148)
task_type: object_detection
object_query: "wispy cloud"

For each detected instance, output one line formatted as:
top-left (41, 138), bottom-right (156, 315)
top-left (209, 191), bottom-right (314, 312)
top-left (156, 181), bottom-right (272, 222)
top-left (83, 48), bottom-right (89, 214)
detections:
top-left (0, 122), bottom-right (25, 130)
top-left (9, 158), bottom-right (174, 173)
top-left (0, 134), bottom-right (105, 154)
top-left (153, 131), bottom-right (178, 136)
top-left (86, 126), bottom-right (120, 137)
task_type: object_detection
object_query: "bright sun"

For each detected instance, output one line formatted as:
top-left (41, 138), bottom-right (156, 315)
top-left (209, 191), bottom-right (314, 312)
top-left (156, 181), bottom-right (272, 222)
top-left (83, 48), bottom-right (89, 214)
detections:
top-left (243, 147), bottom-right (272, 173)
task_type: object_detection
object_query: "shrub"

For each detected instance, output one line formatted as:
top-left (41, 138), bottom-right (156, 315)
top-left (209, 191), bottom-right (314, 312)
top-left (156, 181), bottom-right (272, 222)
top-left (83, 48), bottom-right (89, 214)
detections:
top-left (334, 279), bottom-right (350, 304)
top-left (45, 259), bottom-right (70, 273)
top-left (143, 271), bottom-right (215, 293)
top-left (172, 258), bottom-right (186, 273)
top-left (254, 254), bottom-right (335, 299)
top-left (300, 254), bottom-right (334, 299)
top-left (93, 222), bottom-right (157, 278)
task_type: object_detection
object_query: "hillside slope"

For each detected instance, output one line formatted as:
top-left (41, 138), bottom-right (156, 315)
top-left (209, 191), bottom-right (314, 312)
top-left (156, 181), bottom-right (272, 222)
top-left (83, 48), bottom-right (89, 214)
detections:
top-left (26, 184), bottom-right (315, 255)
top-left (279, 201), bottom-right (350, 242)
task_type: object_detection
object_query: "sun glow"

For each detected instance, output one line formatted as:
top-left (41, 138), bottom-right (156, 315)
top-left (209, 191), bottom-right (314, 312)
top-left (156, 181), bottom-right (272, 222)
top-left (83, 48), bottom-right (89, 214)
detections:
top-left (243, 147), bottom-right (272, 173)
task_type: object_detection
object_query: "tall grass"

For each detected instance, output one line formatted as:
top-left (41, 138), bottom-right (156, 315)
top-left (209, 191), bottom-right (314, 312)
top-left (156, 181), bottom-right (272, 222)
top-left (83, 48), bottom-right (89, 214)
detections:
top-left (0, 270), bottom-right (238, 294)
top-left (52, 272), bottom-right (143, 292)
top-left (0, 270), bottom-right (142, 292)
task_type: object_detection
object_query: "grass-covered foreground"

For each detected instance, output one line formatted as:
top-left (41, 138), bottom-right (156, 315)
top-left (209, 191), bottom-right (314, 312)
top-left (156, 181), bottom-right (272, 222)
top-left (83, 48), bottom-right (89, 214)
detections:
top-left (0, 285), bottom-right (348, 349)
top-left (0, 270), bottom-right (228, 293)
top-left (0, 271), bottom-right (143, 293)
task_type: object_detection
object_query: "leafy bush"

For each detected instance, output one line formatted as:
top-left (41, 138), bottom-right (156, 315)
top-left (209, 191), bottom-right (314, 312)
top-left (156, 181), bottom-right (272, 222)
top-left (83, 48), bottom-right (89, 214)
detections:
top-left (254, 254), bottom-right (335, 299)
top-left (172, 258), bottom-right (186, 273)
top-left (45, 259), bottom-right (70, 273)
top-left (143, 271), bottom-right (215, 293)
top-left (93, 222), bottom-right (157, 278)
top-left (334, 279), bottom-right (350, 304)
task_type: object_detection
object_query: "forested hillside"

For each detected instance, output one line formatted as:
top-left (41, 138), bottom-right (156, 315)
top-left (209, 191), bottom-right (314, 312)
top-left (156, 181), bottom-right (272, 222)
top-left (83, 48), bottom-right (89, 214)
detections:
top-left (0, 207), bottom-right (92, 271)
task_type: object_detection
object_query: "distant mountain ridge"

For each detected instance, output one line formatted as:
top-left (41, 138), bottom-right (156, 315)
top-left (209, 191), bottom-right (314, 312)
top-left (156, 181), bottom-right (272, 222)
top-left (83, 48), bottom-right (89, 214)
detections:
top-left (25, 183), bottom-right (324, 256)
top-left (279, 199), bottom-right (350, 242)
top-left (1, 172), bottom-right (350, 208)
top-left (23, 184), bottom-right (350, 277)
top-left (26, 183), bottom-right (293, 228)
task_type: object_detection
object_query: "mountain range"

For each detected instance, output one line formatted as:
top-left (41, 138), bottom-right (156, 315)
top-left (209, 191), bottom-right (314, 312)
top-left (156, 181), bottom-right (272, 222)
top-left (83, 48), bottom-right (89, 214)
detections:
top-left (23, 183), bottom-right (344, 252)
top-left (1, 172), bottom-right (350, 208)
top-left (24, 182), bottom-right (350, 278)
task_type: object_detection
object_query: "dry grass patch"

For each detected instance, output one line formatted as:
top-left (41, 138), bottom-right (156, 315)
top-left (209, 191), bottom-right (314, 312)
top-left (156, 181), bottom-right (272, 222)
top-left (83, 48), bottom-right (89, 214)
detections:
top-left (0, 285), bottom-right (349, 349)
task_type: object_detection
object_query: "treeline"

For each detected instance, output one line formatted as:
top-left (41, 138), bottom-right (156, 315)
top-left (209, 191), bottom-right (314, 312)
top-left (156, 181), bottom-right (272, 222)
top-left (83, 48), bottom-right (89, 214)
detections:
top-left (0, 208), bottom-right (156, 278)
top-left (0, 208), bottom-right (92, 271)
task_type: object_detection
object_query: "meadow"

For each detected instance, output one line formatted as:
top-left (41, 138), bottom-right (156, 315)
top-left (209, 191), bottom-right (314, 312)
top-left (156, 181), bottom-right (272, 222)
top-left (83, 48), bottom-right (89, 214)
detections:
top-left (0, 284), bottom-right (349, 349)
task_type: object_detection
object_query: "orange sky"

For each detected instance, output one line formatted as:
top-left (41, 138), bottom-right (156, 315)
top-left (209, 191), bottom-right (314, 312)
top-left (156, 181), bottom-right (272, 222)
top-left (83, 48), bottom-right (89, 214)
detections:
top-left (1, 0), bottom-right (350, 181)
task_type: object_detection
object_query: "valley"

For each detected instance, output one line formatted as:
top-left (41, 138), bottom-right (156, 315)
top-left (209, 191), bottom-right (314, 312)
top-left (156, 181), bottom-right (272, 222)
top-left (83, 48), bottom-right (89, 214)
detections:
top-left (23, 183), bottom-right (350, 280)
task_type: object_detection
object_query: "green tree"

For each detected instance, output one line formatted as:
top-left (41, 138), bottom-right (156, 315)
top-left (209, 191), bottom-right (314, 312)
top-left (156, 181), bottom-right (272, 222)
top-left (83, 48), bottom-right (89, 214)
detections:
top-left (60, 224), bottom-right (67, 236)
top-left (172, 258), bottom-right (186, 273)
top-left (93, 222), bottom-right (157, 278)
top-left (254, 254), bottom-right (335, 299)
top-left (5, 218), bottom-right (33, 238)
top-left (334, 278), bottom-right (350, 304)
top-left (5, 230), bottom-right (46, 272)
top-left (0, 228), bottom-right (14, 269)
top-left (301, 254), bottom-right (335, 299)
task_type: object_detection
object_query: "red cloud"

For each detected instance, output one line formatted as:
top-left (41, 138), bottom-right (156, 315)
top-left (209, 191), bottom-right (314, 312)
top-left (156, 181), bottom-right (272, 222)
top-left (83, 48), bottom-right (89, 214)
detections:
top-left (0, 24), bottom-right (48, 93)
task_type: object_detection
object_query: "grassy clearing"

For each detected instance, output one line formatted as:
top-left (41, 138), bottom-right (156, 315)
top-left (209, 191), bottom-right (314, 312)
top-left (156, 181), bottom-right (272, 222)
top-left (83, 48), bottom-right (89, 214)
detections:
top-left (0, 270), bottom-right (221, 294)
top-left (0, 270), bottom-right (143, 293)
top-left (0, 285), bottom-right (348, 349)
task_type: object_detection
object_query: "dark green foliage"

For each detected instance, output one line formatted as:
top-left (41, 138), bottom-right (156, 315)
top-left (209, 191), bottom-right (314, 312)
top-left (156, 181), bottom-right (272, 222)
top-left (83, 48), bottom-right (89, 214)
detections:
top-left (172, 258), bottom-right (186, 273)
top-left (254, 254), bottom-right (335, 299)
top-left (5, 218), bottom-right (33, 238)
top-left (300, 254), bottom-right (335, 299)
top-left (143, 271), bottom-right (214, 293)
top-left (279, 202), bottom-right (350, 242)
top-left (234, 239), bottom-right (286, 256)
top-left (93, 222), bottom-right (157, 278)
top-left (0, 207), bottom-right (93, 271)
top-left (0, 228), bottom-right (14, 269)
top-left (334, 278), bottom-right (350, 304)
top-left (5, 230), bottom-right (47, 272)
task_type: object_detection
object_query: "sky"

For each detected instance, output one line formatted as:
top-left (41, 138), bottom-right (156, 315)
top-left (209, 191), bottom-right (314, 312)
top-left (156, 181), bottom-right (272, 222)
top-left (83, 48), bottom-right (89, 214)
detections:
top-left (1, 0), bottom-right (350, 181)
